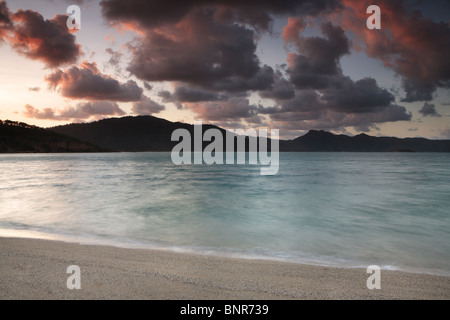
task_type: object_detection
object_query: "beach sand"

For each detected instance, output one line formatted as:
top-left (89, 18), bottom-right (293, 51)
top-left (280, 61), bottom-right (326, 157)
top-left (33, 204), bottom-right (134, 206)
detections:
top-left (0, 237), bottom-right (449, 300)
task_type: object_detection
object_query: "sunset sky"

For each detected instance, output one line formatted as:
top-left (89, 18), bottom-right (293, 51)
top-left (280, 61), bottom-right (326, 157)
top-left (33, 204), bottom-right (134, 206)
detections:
top-left (0, 0), bottom-right (449, 139)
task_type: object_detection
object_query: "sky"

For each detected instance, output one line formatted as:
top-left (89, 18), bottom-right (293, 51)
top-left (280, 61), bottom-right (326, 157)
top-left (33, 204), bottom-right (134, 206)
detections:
top-left (0, 0), bottom-right (449, 139)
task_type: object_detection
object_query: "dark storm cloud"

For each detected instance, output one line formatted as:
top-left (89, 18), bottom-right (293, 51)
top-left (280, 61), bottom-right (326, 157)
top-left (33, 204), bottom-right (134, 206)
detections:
top-left (321, 77), bottom-right (398, 113)
top-left (45, 0), bottom-right (89, 3)
top-left (100, 0), bottom-right (341, 30)
top-left (0, 1), bottom-right (12, 39)
top-left (101, 1), bottom-right (340, 95)
top-left (157, 90), bottom-right (172, 102)
top-left (45, 61), bottom-right (143, 102)
top-left (285, 22), bottom-right (350, 90)
top-left (278, 90), bottom-right (324, 114)
top-left (101, 0), bottom-right (381, 132)
top-left (258, 76), bottom-right (411, 131)
top-left (261, 18), bottom-right (412, 131)
top-left (125, 9), bottom-right (274, 92)
top-left (171, 86), bottom-right (225, 103)
top-left (401, 78), bottom-right (437, 103)
top-left (259, 71), bottom-right (295, 101)
top-left (0, 2), bottom-right (81, 67)
top-left (159, 86), bottom-right (222, 104)
top-left (100, 0), bottom-right (339, 94)
top-left (98, 0), bottom-right (417, 133)
top-left (419, 102), bottom-right (441, 117)
top-left (206, 65), bottom-right (275, 92)
top-left (0, 1), bottom-right (10, 22)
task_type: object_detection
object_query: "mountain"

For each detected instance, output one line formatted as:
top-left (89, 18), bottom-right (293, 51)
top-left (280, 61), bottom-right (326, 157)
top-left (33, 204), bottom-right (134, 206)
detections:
top-left (0, 120), bottom-right (106, 153)
top-left (283, 130), bottom-right (450, 152)
top-left (50, 116), bottom-right (269, 152)
top-left (49, 116), bottom-right (450, 152)
top-left (50, 116), bottom-right (225, 152)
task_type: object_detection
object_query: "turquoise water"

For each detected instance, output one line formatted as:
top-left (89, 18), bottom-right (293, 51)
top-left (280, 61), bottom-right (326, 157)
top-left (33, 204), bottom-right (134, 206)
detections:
top-left (0, 152), bottom-right (449, 275)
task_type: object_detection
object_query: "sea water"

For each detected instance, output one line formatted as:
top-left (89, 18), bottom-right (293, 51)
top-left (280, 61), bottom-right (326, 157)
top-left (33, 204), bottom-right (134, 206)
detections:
top-left (0, 152), bottom-right (449, 276)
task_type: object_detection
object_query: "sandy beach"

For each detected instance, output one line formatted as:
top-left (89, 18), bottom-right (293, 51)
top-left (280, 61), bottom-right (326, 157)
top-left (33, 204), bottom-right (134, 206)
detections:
top-left (0, 237), bottom-right (449, 300)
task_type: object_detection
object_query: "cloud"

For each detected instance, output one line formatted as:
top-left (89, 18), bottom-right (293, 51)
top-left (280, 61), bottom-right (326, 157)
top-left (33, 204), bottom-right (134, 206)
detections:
top-left (100, 0), bottom-right (341, 31)
top-left (28, 86), bottom-right (40, 92)
top-left (419, 102), bottom-right (442, 117)
top-left (155, 14), bottom-right (412, 133)
top-left (45, 60), bottom-right (143, 101)
top-left (143, 82), bottom-right (152, 90)
top-left (44, 0), bottom-right (89, 3)
top-left (23, 101), bottom-right (126, 121)
top-left (131, 96), bottom-right (165, 115)
top-left (166, 85), bottom-right (226, 103)
top-left (0, 2), bottom-right (81, 67)
top-left (105, 47), bottom-right (123, 74)
top-left (23, 104), bottom-right (58, 120)
top-left (186, 97), bottom-right (259, 122)
top-left (124, 9), bottom-right (274, 92)
top-left (285, 21), bottom-right (351, 90)
top-left (333, 0), bottom-right (450, 102)
top-left (269, 105), bottom-right (411, 133)
top-left (0, 1), bottom-right (12, 39)
top-left (259, 71), bottom-right (295, 101)
top-left (282, 17), bottom-right (306, 45)
top-left (98, 0), bottom-right (418, 134)
top-left (321, 77), bottom-right (398, 113)
top-left (258, 75), bottom-right (411, 132)
top-left (258, 20), bottom-right (412, 132)
top-left (276, 90), bottom-right (324, 116)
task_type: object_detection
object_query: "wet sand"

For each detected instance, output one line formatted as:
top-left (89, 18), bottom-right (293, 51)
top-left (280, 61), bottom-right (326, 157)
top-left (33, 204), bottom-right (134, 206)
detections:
top-left (1, 237), bottom-right (449, 300)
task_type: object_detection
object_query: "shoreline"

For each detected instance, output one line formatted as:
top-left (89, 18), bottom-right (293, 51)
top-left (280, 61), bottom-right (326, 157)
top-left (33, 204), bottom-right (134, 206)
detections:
top-left (1, 237), bottom-right (449, 300)
top-left (1, 228), bottom-right (447, 277)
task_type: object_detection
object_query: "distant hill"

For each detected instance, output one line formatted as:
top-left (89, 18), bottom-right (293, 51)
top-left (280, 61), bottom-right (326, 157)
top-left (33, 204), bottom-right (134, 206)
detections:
top-left (282, 130), bottom-right (450, 152)
top-left (0, 120), bottom-right (106, 153)
top-left (50, 116), bottom-right (270, 152)
top-left (49, 115), bottom-right (450, 152)
top-left (51, 116), bottom-right (227, 152)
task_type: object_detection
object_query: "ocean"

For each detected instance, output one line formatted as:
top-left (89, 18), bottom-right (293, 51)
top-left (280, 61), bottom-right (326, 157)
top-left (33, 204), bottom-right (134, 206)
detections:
top-left (1, 152), bottom-right (449, 276)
